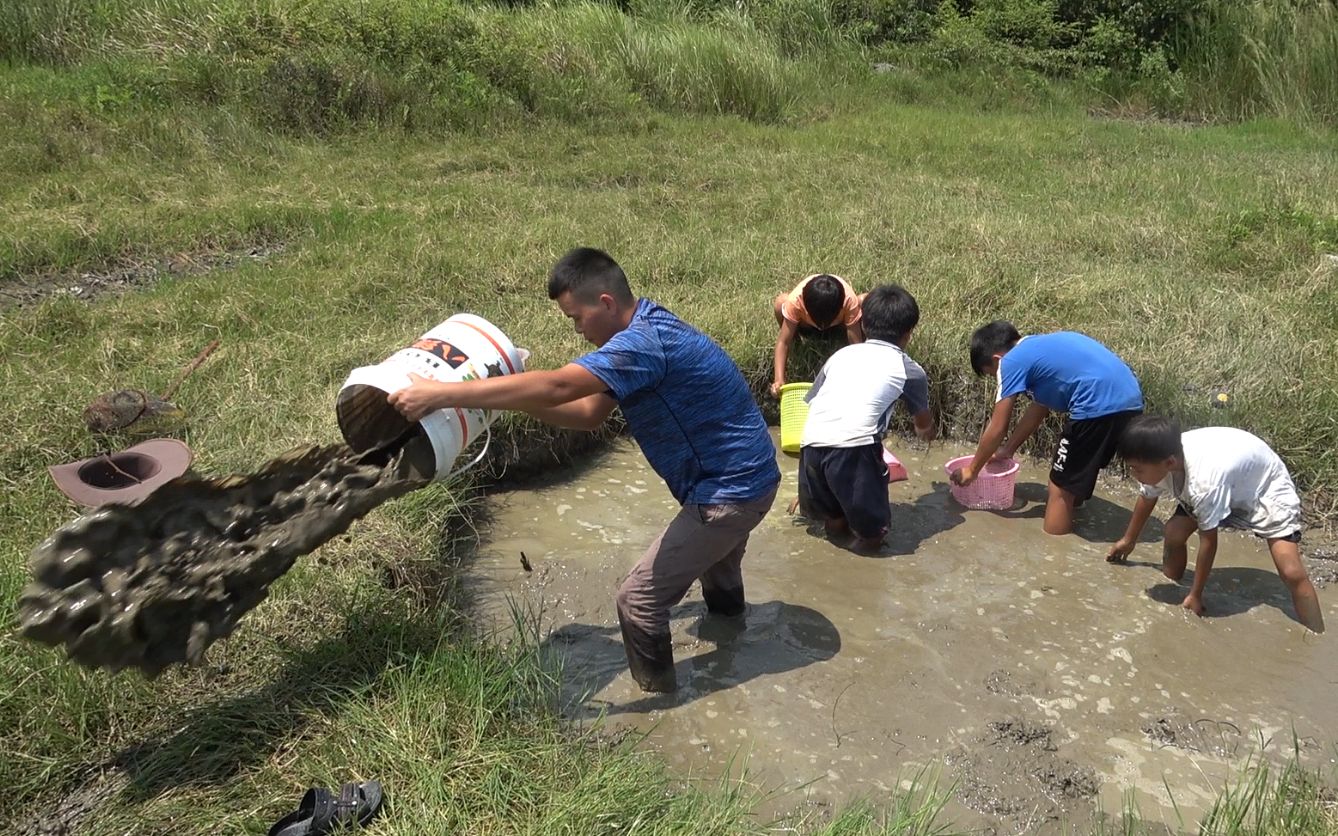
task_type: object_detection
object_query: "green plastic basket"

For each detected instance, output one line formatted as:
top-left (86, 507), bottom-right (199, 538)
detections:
top-left (779, 382), bottom-right (812, 453)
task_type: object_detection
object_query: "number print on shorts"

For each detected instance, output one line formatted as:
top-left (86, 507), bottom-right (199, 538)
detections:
top-left (1053, 437), bottom-right (1069, 472)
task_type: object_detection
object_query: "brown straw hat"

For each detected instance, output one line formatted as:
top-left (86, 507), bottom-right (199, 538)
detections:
top-left (48, 439), bottom-right (192, 508)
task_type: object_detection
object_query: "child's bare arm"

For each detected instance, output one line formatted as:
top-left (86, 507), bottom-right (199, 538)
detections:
top-left (846, 320), bottom-right (864, 345)
top-left (771, 318), bottom-right (799, 397)
top-left (1107, 494), bottom-right (1157, 562)
top-left (912, 408), bottom-right (936, 442)
top-left (952, 396), bottom-right (1014, 485)
top-left (1000, 402), bottom-right (1049, 459)
top-left (1183, 527), bottom-right (1219, 616)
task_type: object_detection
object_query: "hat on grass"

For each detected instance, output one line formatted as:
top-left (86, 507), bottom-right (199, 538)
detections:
top-left (48, 438), bottom-right (192, 508)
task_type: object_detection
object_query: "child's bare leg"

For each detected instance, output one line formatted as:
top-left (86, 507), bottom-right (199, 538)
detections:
top-left (853, 534), bottom-right (885, 553)
top-left (1161, 514), bottom-right (1195, 582)
top-left (823, 517), bottom-right (849, 539)
top-left (1268, 538), bottom-right (1326, 633)
top-left (772, 294), bottom-right (787, 326)
top-left (1042, 481), bottom-right (1077, 535)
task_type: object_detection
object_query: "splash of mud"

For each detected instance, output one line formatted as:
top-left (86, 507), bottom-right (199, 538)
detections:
top-left (18, 433), bottom-right (433, 676)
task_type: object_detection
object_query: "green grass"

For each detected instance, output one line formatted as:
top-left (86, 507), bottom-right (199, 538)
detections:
top-left (3, 5), bottom-right (1338, 832)
top-left (1180, 0), bottom-right (1338, 127)
top-left (0, 0), bottom-right (836, 132)
top-left (1095, 751), bottom-right (1338, 836)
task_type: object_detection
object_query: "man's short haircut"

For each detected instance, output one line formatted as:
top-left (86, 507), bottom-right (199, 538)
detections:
top-left (1118, 415), bottom-right (1184, 462)
top-left (861, 284), bottom-right (919, 343)
top-left (802, 274), bottom-right (846, 329)
top-left (548, 247), bottom-right (634, 304)
top-left (969, 320), bottom-right (1022, 375)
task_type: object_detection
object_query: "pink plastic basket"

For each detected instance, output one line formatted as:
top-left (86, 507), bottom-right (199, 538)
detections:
top-left (883, 447), bottom-right (908, 483)
top-left (944, 455), bottom-right (1020, 510)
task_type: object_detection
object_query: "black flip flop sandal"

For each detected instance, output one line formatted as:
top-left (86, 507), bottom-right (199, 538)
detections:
top-left (267, 782), bottom-right (383, 835)
top-left (327, 781), bottom-right (383, 831)
top-left (268, 787), bottom-right (336, 836)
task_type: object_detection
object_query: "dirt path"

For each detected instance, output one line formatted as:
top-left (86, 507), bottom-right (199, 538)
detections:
top-left (466, 432), bottom-right (1338, 832)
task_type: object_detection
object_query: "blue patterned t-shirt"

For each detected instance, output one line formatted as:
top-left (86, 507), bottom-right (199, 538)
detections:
top-left (997, 332), bottom-right (1143, 420)
top-left (574, 299), bottom-right (780, 505)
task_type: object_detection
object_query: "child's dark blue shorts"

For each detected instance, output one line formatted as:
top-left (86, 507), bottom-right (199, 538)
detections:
top-left (1051, 409), bottom-right (1142, 501)
top-left (799, 442), bottom-right (890, 540)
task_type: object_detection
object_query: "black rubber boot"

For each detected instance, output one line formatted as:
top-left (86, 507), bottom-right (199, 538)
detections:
top-left (702, 585), bottom-right (746, 618)
top-left (619, 615), bottom-right (677, 693)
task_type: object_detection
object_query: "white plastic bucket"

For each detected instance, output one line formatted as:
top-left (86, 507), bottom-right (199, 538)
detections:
top-left (335, 313), bottom-right (528, 481)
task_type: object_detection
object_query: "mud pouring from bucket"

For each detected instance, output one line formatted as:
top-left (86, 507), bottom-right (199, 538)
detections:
top-left (336, 313), bottom-right (530, 481)
top-left (18, 314), bottom-right (527, 675)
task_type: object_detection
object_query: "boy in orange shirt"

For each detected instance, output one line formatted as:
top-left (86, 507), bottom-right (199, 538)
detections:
top-left (770, 274), bottom-right (865, 397)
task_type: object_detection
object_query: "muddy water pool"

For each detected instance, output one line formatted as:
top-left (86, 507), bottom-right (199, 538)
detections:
top-left (466, 432), bottom-right (1338, 832)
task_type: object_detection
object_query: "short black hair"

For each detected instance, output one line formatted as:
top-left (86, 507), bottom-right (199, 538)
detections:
top-left (1118, 415), bottom-right (1183, 462)
top-left (861, 284), bottom-right (919, 343)
top-left (802, 275), bottom-right (846, 329)
top-left (548, 247), bottom-right (634, 304)
top-left (969, 320), bottom-right (1022, 375)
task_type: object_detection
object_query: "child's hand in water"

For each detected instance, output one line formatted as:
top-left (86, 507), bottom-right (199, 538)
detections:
top-left (1181, 593), bottom-right (1205, 617)
top-left (1106, 537), bottom-right (1135, 563)
top-left (950, 465), bottom-right (977, 487)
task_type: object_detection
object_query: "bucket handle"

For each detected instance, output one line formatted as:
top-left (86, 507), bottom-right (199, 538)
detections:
top-left (443, 424), bottom-right (492, 481)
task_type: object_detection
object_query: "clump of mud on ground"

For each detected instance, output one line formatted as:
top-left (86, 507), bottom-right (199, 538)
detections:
top-left (947, 718), bottom-right (1099, 828)
top-left (1142, 711), bottom-right (1244, 758)
top-left (18, 433), bottom-right (434, 676)
top-left (984, 668), bottom-right (1044, 699)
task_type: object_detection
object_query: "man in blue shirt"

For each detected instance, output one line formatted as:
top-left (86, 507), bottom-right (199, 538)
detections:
top-left (390, 248), bottom-right (780, 692)
top-left (951, 321), bottom-right (1142, 536)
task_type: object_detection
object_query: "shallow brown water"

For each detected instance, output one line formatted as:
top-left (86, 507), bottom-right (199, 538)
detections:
top-left (467, 431), bottom-right (1338, 832)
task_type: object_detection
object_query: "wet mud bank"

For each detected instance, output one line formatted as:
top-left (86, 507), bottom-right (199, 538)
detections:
top-left (1, 241), bottom-right (285, 308)
top-left (466, 431), bottom-right (1338, 832)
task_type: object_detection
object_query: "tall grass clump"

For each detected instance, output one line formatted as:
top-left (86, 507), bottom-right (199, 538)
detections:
top-left (738, 0), bottom-right (854, 58)
top-left (0, 0), bottom-right (823, 130)
top-left (0, 0), bottom-right (210, 64)
top-left (615, 9), bottom-right (805, 121)
top-left (1199, 754), bottom-right (1338, 835)
top-left (1178, 0), bottom-right (1338, 126)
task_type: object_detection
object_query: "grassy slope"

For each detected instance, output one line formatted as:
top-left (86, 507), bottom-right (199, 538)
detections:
top-left (2, 67), bottom-right (1338, 833)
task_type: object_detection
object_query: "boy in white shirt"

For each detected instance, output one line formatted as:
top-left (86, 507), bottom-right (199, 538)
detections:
top-left (798, 284), bottom-right (936, 552)
top-left (1108, 415), bottom-right (1325, 633)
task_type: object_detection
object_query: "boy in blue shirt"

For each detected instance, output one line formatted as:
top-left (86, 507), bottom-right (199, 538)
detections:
top-left (390, 248), bottom-right (780, 693)
top-left (951, 321), bottom-right (1142, 535)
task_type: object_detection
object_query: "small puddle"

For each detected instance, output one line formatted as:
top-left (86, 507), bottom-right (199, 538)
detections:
top-left (468, 431), bottom-right (1338, 832)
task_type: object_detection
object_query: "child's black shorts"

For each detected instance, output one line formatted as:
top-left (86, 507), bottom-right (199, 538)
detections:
top-left (1050, 409), bottom-right (1142, 501)
top-left (1170, 503), bottom-right (1302, 543)
top-left (799, 442), bottom-right (889, 539)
